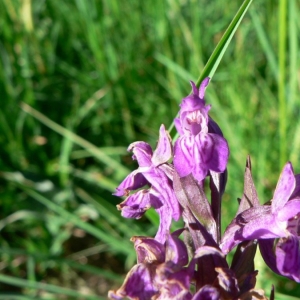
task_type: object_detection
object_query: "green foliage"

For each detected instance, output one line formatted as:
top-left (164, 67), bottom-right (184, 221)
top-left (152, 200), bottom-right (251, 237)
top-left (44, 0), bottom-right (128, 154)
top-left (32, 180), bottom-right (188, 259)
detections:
top-left (0, 0), bottom-right (300, 297)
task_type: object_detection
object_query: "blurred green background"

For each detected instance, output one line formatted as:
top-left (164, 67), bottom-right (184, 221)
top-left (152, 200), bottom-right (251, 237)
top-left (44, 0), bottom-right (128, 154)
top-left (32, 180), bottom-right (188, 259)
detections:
top-left (0, 0), bottom-right (300, 298)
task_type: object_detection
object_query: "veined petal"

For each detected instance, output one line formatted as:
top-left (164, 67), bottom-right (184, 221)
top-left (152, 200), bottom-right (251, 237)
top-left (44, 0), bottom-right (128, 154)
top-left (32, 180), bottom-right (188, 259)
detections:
top-left (192, 285), bottom-right (220, 300)
top-left (155, 265), bottom-right (193, 300)
top-left (158, 163), bottom-right (174, 181)
top-left (193, 133), bottom-right (229, 182)
top-left (276, 235), bottom-right (300, 282)
top-left (128, 141), bottom-right (153, 167)
top-left (174, 136), bottom-right (194, 177)
top-left (165, 233), bottom-right (189, 267)
top-left (208, 117), bottom-right (224, 136)
top-left (239, 289), bottom-right (268, 300)
top-left (277, 199), bottom-right (300, 222)
top-left (156, 289), bottom-right (192, 300)
top-left (194, 246), bottom-right (225, 260)
top-left (174, 117), bottom-right (184, 136)
top-left (272, 162), bottom-right (296, 212)
top-left (198, 77), bottom-right (210, 99)
top-left (154, 203), bottom-right (173, 243)
top-left (180, 94), bottom-right (205, 112)
top-left (191, 80), bottom-right (199, 95)
top-left (240, 207), bottom-right (287, 240)
top-left (221, 206), bottom-right (275, 254)
top-left (215, 267), bottom-right (239, 298)
top-left (259, 239), bottom-right (279, 274)
top-left (220, 221), bottom-right (244, 254)
top-left (145, 169), bottom-right (181, 221)
top-left (114, 170), bottom-right (148, 197)
top-left (290, 174), bottom-right (300, 198)
top-left (117, 189), bottom-right (152, 219)
top-left (132, 236), bottom-right (165, 264)
top-left (152, 124), bottom-right (173, 167)
top-left (108, 263), bottom-right (157, 300)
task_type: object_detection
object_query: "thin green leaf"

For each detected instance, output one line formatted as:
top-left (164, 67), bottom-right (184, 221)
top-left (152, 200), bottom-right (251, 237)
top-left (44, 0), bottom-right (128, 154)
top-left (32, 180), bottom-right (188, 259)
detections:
top-left (249, 8), bottom-right (278, 79)
top-left (196, 0), bottom-right (253, 86)
top-left (0, 247), bottom-right (122, 282)
top-left (0, 274), bottom-right (102, 299)
top-left (288, 0), bottom-right (298, 112)
top-left (278, 0), bottom-right (288, 167)
top-left (20, 102), bottom-right (129, 181)
top-left (22, 187), bottom-right (133, 256)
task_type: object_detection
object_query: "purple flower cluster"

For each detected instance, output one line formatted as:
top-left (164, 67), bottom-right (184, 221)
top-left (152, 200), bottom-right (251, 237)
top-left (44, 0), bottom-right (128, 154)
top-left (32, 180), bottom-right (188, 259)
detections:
top-left (109, 78), bottom-right (299, 299)
top-left (174, 79), bottom-right (229, 183)
top-left (114, 124), bottom-right (180, 243)
top-left (221, 162), bottom-right (300, 282)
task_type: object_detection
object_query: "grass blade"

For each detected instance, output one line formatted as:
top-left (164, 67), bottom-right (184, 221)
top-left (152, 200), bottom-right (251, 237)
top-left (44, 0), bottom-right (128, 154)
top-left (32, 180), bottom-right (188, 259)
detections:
top-left (278, 0), bottom-right (288, 167)
top-left (0, 274), bottom-right (102, 299)
top-left (195, 0), bottom-right (253, 86)
top-left (20, 102), bottom-right (129, 181)
top-left (22, 187), bottom-right (133, 256)
top-left (249, 8), bottom-right (278, 79)
top-left (0, 247), bottom-right (122, 282)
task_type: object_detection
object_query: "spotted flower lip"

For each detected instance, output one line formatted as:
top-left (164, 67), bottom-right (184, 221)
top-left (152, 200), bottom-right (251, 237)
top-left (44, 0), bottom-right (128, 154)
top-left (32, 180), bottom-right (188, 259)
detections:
top-left (221, 162), bottom-right (300, 254)
top-left (114, 124), bottom-right (181, 243)
top-left (173, 78), bottom-right (229, 183)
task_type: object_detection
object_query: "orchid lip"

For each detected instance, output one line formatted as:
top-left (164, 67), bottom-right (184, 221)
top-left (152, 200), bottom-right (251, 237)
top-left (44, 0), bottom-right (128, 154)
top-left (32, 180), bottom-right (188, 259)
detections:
top-left (186, 110), bottom-right (202, 124)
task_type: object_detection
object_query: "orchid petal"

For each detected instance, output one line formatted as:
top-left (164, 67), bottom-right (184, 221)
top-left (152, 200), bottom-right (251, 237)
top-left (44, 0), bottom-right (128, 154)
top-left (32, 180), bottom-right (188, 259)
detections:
top-left (208, 117), bottom-right (223, 136)
top-left (155, 265), bottom-right (193, 300)
top-left (132, 236), bottom-right (165, 264)
top-left (152, 124), bottom-right (173, 167)
top-left (259, 239), bottom-right (279, 275)
top-left (290, 174), bottom-right (300, 198)
top-left (193, 133), bottom-right (229, 182)
top-left (199, 77), bottom-right (210, 99)
top-left (180, 92), bottom-right (205, 113)
top-left (194, 246), bottom-right (225, 260)
top-left (276, 235), bottom-right (300, 282)
top-left (239, 289), bottom-right (269, 300)
top-left (114, 170), bottom-right (148, 197)
top-left (240, 207), bottom-right (287, 240)
top-left (190, 80), bottom-right (199, 95)
top-left (272, 162), bottom-right (295, 212)
top-left (145, 169), bottom-right (181, 221)
top-left (165, 233), bottom-right (189, 267)
top-left (174, 117), bottom-right (184, 136)
top-left (221, 206), bottom-right (274, 254)
top-left (117, 189), bottom-right (152, 219)
top-left (108, 263), bottom-right (157, 300)
top-left (128, 141), bottom-right (153, 167)
top-left (174, 136), bottom-right (194, 177)
top-left (192, 285), bottom-right (220, 300)
top-left (277, 199), bottom-right (300, 222)
top-left (154, 203), bottom-right (173, 243)
top-left (158, 163), bottom-right (174, 181)
top-left (215, 267), bottom-right (239, 298)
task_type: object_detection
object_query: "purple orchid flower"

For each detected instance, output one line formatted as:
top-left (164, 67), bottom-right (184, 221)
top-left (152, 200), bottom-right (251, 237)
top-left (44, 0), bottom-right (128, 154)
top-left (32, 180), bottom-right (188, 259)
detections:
top-left (108, 232), bottom-right (193, 300)
top-left (221, 162), bottom-right (300, 282)
top-left (190, 246), bottom-right (268, 300)
top-left (173, 78), bottom-right (229, 183)
top-left (114, 124), bottom-right (181, 243)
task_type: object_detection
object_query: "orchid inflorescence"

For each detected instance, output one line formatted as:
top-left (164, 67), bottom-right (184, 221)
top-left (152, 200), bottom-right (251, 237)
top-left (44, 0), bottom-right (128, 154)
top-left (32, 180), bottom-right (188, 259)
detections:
top-left (108, 78), bottom-right (300, 300)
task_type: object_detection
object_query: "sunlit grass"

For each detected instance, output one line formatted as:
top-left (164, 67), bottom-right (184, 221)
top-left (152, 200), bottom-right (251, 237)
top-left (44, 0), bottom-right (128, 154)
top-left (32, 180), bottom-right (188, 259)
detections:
top-left (0, 0), bottom-right (300, 297)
